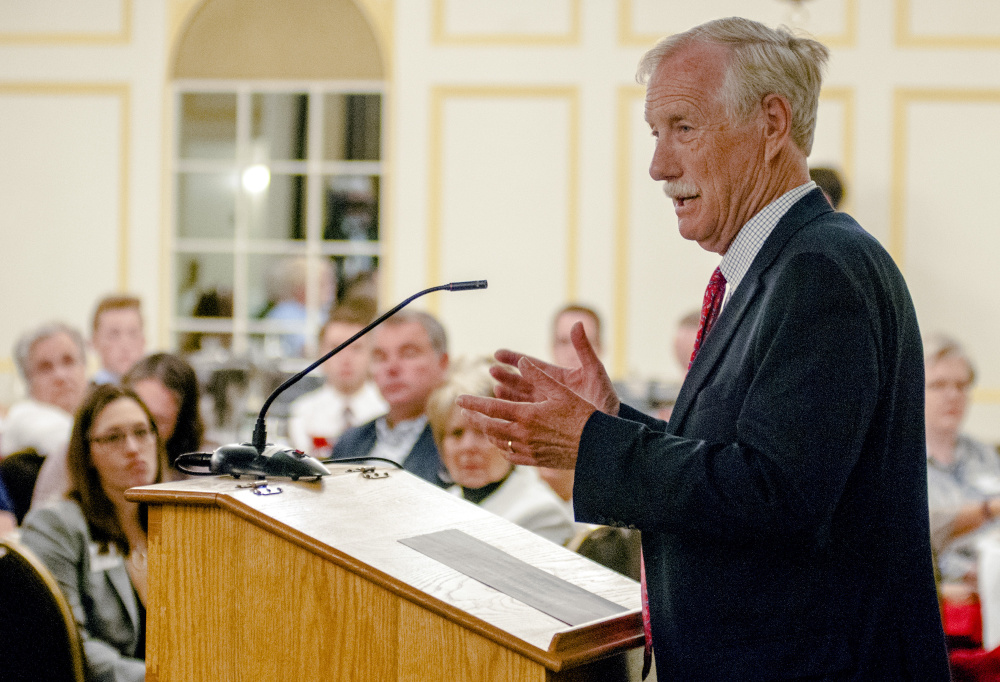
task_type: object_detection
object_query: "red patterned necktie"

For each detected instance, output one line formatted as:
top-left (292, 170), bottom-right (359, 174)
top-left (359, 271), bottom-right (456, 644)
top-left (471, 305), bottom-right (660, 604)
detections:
top-left (688, 265), bottom-right (727, 368)
top-left (640, 265), bottom-right (728, 679)
top-left (640, 554), bottom-right (653, 679)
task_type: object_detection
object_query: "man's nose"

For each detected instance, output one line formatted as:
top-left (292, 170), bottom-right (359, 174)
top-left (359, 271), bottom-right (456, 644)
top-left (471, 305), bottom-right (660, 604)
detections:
top-left (649, 139), bottom-right (677, 181)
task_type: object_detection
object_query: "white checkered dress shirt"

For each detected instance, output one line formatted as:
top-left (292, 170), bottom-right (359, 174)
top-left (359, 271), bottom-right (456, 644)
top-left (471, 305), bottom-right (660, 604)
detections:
top-left (719, 181), bottom-right (817, 308)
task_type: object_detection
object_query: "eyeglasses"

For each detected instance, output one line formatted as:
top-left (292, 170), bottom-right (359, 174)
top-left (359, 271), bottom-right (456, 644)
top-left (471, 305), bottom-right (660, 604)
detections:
top-left (926, 379), bottom-right (972, 393)
top-left (89, 426), bottom-right (155, 448)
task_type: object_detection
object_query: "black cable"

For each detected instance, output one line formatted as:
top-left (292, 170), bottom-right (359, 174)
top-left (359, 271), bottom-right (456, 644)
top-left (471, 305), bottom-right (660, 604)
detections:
top-left (320, 456), bottom-right (404, 469)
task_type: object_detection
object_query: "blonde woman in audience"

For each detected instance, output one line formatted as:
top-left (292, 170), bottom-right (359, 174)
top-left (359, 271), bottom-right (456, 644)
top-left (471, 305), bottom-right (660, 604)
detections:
top-left (427, 358), bottom-right (574, 546)
top-left (21, 384), bottom-right (161, 682)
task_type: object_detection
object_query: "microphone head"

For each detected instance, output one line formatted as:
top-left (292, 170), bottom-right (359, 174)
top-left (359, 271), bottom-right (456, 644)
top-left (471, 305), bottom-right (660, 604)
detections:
top-left (447, 280), bottom-right (488, 291)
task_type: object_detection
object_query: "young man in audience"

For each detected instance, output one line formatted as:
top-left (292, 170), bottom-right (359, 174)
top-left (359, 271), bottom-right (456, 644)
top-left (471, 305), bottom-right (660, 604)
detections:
top-left (287, 299), bottom-right (387, 457)
top-left (90, 294), bottom-right (146, 386)
top-left (331, 310), bottom-right (450, 487)
top-left (1, 322), bottom-right (88, 460)
top-left (543, 304), bottom-right (604, 503)
top-left (654, 309), bottom-right (701, 421)
top-left (551, 304), bottom-right (603, 369)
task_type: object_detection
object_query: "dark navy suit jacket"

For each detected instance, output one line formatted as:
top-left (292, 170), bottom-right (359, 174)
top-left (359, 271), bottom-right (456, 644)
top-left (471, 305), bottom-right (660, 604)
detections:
top-left (331, 418), bottom-right (449, 488)
top-left (573, 190), bottom-right (949, 680)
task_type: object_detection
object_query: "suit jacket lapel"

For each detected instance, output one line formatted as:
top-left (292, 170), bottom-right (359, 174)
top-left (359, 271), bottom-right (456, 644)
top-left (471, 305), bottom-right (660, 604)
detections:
top-left (106, 559), bottom-right (140, 635)
top-left (668, 189), bottom-right (833, 433)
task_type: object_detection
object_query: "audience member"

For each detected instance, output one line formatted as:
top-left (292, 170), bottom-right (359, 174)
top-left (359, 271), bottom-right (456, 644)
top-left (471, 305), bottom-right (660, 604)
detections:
top-left (542, 305), bottom-right (604, 503)
top-left (287, 299), bottom-right (387, 457)
top-left (551, 304), bottom-right (602, 368)
top-left (338, 268), bottom-right (379, 308)
top-left (331, 310), bottom-right (450, 487)
top-left (672, 309), bottom-right (700, 375)
top-left (1, 322), bottom-right (88, 459)
top-left (91, 294), bottom-right (146, 385)
top-left (180, 288), bottom-right (233, 353)
top-left (124, 353), bottom-right (206, 479)
top-left (809, 166), bottom-right (846, 210)
top-left (20, 384), bottom-right (160, 682)
top-left (427, 358), bottom-right (574, 546)
top-left (264, 256), bottom-right (336, 357)
top-left (924, 334), bottom-right (1000, 591)
top-left (654, 309), bottom-right (701, 421)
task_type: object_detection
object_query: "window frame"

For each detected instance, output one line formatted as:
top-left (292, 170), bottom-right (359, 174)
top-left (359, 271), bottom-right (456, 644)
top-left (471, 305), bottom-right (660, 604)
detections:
top-left (170, 79), bottom-right (385, 360)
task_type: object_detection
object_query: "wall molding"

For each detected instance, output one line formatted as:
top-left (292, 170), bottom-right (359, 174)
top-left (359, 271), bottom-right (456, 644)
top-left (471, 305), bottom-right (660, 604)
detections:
top-left (617, 0), bottom-right (858, 49)
top-left (0, 82), bottom-right (131, 289)
top-left (426, 85), bottom-right (580, 314)
top-left (891, 88), bottom-right (1000, 269)
top-left (891, 87), bottom-right (1000, 404)
top-left (0, 0), bottom-right (131, 45)
top-left (895, 0), bottom-right (1000, 49)
top-left (432, 0), bottom-right (581, 46)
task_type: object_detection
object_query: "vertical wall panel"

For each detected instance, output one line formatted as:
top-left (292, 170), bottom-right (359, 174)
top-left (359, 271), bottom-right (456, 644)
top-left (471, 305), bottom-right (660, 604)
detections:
top-left (430, 88), bottom-right (576, 362)
top-left (895, 93), bottom-right (1000, 436)
top-left (0, 89), bottom-right (125, 368)
top-left (0, 0), bottom-right (129, 42)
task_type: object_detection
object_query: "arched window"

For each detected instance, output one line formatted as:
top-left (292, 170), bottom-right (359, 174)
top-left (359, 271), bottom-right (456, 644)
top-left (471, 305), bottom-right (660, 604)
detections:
top-left (171, 0), bottom-right (384, 360)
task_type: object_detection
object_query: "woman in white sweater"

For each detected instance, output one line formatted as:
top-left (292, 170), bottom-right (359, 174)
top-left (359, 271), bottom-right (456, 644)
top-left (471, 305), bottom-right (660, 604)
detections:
top-left (426, 358), bottom-right (574, 546)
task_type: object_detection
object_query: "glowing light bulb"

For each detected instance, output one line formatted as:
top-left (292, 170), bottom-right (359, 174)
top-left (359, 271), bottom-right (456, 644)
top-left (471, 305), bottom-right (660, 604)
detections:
top-left (242, 164), bottom-right (270, 194)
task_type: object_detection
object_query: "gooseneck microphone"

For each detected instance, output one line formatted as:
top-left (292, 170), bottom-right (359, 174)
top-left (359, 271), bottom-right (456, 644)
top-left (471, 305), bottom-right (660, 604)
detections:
top-left (175, 280), bottom-right (488, 479)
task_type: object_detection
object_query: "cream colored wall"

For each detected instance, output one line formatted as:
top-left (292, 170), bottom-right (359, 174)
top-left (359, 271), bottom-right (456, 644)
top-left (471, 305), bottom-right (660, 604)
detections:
top-left (0, 0), bottom-right (997, 443)
top-left (0, 0), bottom-right (166, 402)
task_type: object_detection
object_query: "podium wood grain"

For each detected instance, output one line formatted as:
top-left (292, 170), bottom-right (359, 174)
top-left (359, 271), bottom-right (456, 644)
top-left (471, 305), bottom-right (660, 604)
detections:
top-left (130, 467), bottom-right (642, 681)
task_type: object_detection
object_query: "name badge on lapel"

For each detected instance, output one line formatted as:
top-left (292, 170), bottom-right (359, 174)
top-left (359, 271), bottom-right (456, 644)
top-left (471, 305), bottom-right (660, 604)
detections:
top-left (89, 544), bottom-right (124, 573)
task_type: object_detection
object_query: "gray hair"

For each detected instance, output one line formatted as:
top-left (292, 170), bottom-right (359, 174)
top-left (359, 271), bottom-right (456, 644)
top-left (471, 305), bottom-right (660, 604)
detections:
top-left (14, 321), bottom-right (86, 382)
top-left (923, 333), bottom-right (976, 384)
top-left (426, 356), bottom-right (498, 448)
top-left (636, 16), bottom-right (829, 155)
top-left (381, 309), bottom-right (448, 356)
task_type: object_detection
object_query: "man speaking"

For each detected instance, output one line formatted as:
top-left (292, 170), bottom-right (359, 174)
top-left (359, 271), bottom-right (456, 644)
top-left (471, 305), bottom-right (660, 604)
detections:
top-left (459, 17), bottom-right (949, 680)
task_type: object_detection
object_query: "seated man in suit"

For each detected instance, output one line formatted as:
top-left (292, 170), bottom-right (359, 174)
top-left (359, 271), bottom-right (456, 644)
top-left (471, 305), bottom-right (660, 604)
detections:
top-left (331, 310), bottom-right (450, 487)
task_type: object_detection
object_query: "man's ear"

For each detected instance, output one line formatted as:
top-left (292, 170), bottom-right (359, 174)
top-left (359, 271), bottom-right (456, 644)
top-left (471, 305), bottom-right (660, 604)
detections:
top-left (761, 93), bottom-right (794, 162)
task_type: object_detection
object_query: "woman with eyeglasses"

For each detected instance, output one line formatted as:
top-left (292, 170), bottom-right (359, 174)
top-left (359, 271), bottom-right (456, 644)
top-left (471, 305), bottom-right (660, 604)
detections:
top-left (21, 383), bottom-right (162, 682)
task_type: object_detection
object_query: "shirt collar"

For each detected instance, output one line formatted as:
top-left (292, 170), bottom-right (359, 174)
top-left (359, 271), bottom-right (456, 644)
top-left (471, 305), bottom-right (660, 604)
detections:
top-left (720, 181), bottom-right (817, 301)
top-left (375, 414), bottom-right (427, 441)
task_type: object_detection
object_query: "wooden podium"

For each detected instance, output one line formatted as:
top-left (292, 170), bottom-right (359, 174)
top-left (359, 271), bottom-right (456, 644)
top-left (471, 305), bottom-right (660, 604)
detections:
top-left (127, 465), bottom-right (643, 681)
